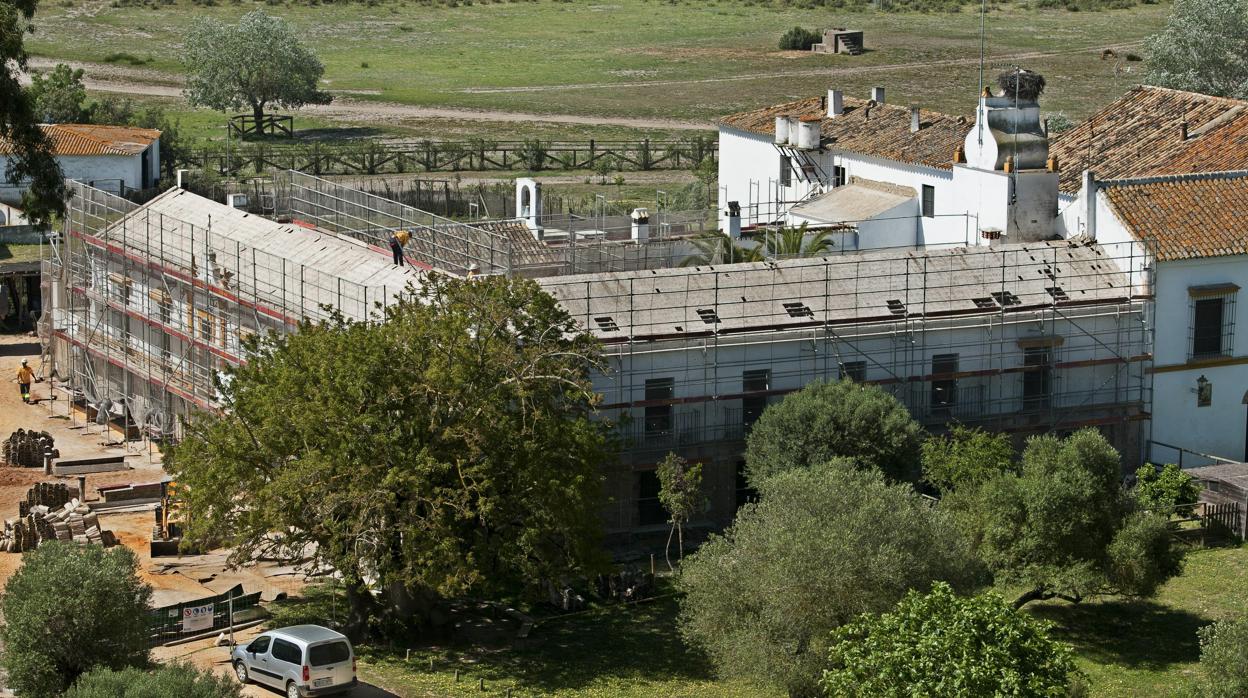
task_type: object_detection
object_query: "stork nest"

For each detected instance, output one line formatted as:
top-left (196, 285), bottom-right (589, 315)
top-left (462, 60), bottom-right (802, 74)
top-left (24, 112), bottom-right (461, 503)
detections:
top-left (997, 69), bottom-right (1046, 102)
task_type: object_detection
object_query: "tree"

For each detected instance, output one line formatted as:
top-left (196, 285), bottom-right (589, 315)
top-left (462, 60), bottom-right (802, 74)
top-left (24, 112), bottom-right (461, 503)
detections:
top-left (1134, 462), bottom-right (1202, 516)
top-left (921, 424), bottom-right (1016, 493)
top-left (1196, 617), bottom-right (1248, 698)
top-left (1145, 0), bottom-right (1248, 99)
top-left (970, 429), bottom-right (1182, 609)
top-left (761, 222), bottom-right (835, 258)
top-left (678, 460), bottom-right (982, 698)
top-left (1, 0), bottom-right (67, 225)
top-left (27, 62), bottom-right (87, 123)
top-left (679, 232), bottom-right (765, 266)
top-left (592, 154), bottom-right (616, 184)
top-left (0, 542), bottom-right (152, 698)
top-left (691, 156), bottom-right (716, 206)
top-left (167, 274), bottom-right (609, 640)
top-left (182, 9), bottom-right (331, 126)
top-left (743, 379), bottom-right (923, 487)
top-left (822, 583), bottom-right (1080, 697)
top-left (66, 663), bottom-right (242, 698)
top-left (656, 452), bottom-right (704, 570)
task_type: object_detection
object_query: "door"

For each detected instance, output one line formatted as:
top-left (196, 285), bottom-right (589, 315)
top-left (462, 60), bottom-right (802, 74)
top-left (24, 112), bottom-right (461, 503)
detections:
top-left (307, 640), bottom-right (354, 689)
top-left (270, 638), bottom-right (304, 687)
top-left (243, 636), bottom-right (277, 687)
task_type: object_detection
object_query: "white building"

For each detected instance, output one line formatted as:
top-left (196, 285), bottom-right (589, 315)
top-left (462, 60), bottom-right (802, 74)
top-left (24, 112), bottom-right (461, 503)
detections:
top-left (1, 124), bottom-right (161, 204)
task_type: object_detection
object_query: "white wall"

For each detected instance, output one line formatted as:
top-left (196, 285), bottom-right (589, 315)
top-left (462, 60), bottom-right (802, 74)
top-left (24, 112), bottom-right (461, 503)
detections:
top-left (0, 151), bottom-right (150, 204)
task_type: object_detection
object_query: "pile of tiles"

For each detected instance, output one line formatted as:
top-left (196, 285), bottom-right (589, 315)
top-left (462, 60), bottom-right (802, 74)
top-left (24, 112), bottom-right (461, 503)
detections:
top-left (0, 484), bottom-right (115, 552)
top-left (2, 429), bottom-right (56, 468)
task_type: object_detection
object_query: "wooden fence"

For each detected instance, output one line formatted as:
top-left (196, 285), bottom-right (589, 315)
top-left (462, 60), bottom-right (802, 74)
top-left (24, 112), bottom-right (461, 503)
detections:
top-left (1167, 501), bottom-right (1242, 548)
top-left (185, 137), bottom-right (717, 177)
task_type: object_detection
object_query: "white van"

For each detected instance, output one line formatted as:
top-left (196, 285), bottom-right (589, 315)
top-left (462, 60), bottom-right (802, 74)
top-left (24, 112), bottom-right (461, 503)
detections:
top-left (231, 624), bottom-right (357, 697)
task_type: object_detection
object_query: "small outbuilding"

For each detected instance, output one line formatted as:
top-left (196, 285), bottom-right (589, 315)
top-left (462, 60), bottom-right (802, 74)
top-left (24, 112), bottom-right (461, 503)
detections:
top-left (0, 124), bottom-right (161, 204)
top-left (811, 29), bottom-right (864, 56)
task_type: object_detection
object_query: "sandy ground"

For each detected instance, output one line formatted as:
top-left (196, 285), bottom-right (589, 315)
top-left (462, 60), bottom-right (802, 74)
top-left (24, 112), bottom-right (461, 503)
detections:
top-left (0, 335), bottom-right (401, 695)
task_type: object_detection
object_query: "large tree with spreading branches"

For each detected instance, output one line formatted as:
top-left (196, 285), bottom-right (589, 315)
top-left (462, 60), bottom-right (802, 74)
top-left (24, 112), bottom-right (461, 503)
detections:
top-left (167, 274), bottom-right (610, 639)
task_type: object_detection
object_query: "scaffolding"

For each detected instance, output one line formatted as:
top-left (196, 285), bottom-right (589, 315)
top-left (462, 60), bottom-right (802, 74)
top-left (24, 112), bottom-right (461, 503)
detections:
top-left (43, 181), bottom-right (417, 441)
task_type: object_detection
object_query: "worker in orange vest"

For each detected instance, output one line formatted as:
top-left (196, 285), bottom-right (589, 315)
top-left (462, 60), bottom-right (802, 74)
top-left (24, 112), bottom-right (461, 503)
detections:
top-left (389, 230), bottom-right (411, 266)
top-left (16, 359), bottom-right (34, 404)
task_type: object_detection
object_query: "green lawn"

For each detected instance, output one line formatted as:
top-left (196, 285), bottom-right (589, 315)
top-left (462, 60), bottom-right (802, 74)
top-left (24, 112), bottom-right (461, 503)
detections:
top-left (29, 0), bottom-right (1172, 141)
top-left (263, 545), bottom-right (1245, 698)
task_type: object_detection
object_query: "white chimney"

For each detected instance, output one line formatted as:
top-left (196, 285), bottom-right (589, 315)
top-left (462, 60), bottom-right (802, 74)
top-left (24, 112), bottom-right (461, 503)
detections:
top-left (175, 169), bottom-right (189, 189)
top-left (726, 201), bottom-right (742, 239)
top-left (630, 208), bottom-right (650, 242)
top-left (1083, 170), bottom-right (1097, 240)
top-left (774, 116), bottom-right (790, 145)
top-left (827, 89), bottom-right (844, 117)
top-left (871, 86), bottom-right (886, 103)
top-left (787, 116), bottom-right (801, 147)
top-left (909, 105), bottom-right (920, 133)
top-left (225, 193), bottom-right (249, 210)
top-left (797, 118), bottom-right (822, 150)
top-left (981, 227), bottom-right (1004, 247)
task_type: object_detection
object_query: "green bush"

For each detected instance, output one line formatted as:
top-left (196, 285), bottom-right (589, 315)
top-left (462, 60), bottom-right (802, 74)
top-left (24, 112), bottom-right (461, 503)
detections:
top-left (778, 26), bottom-right (821, 50)
top-left (1134, 462), bottom-right (1202, 515)
top-left (1197, 618), bottom-right (1248, 697)
top-left (65, 663), bottom-right (243, 698)
top-left (0, 542), bottom-right (153, 698)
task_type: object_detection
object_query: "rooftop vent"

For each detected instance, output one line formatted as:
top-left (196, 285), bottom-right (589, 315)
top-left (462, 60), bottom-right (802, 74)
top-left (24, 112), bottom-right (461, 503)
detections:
top-left (991, 291), bottom-right (1021, 307)
top-left (783, 301), bottom-right (814, 318)
top-left (885, 299), bottom-right (906, 315)
top-left (1045, 286), bottom-right (1070, 302)
top-left (972, 297), bottom-right (997, 309)
top-left (696, 308), bottom-right (721, 324)
top-left (594, 316), bottom-right (619, 332)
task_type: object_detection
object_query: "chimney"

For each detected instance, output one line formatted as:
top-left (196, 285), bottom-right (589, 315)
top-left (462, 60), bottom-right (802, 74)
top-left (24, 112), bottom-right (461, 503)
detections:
top-left (175, 169), bottom-right (189, 189)
top-left (1179, 120), bottom-right (1189, 141)
top-left (727, 201), bottom-right (742, 239)
top-left (871, 86), bottom-right (886, 103)
top-left (630, 208), bottom-right (650, 242)
top-left (1083, 170), bottom-right (1097, 240)
top-left (909, 105), bottom-right (920, 133)
top-left (981, 228), bottom-right (1004, 247)
top-left (827, 89), bottom-right (844, 117)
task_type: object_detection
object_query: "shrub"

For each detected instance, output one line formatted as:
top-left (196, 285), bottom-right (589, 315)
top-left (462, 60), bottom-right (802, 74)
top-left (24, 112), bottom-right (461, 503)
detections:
top-left (1134, 462), bottom-right (1201, 515)
top-left (65, 663), bottom-right (243, 698)
top-left (1197, 618), bottom-right (1248, 697)
top-left (0, 543), bottom-right (153, 698)
top-left (778, 26), bottom-right (821, 51)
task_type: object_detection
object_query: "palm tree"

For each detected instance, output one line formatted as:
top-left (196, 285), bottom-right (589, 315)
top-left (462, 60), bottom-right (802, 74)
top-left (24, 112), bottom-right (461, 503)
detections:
top-left (761, 222), bottom-right (835, 259)
top-left (679, 232), bottom-right (765, 267)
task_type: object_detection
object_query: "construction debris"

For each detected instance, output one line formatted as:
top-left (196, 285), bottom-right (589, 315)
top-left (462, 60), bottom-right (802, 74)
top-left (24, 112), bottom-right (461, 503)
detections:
top-left (3, 429), bottom-right (57, 468)
top-left (0, 484), bottom-right (116, 552)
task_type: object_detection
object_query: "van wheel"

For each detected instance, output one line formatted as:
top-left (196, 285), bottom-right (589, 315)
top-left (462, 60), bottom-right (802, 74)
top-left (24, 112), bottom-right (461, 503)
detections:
top-left (233, 661), bottom-right (249, 684)
top-left (286, 681), bottom-right (301, 698)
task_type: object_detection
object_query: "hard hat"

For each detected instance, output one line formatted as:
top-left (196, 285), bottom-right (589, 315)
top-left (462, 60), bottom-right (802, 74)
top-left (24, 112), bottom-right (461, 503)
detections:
top-left (20, 359), bottom-right (27, 365)
top-left (468, 263), bottom-right (481, 272)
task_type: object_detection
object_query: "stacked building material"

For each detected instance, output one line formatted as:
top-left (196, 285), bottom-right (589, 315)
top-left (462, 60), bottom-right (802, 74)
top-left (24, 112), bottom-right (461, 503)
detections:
top-left (0, 485), bottom-right (114, 552)
top-left (2, 429), bottom-right (56, 468)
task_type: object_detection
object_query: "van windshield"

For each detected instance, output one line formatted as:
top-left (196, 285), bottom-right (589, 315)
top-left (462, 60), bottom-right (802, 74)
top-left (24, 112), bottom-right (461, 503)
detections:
top-left (309, 641), bottom-right (351, 666)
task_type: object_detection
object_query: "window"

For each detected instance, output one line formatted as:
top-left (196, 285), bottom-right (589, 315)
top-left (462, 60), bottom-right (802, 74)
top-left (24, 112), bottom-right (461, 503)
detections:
top-left (832, 165), bottom-right (847, 188)
top-left (196, 310), bottom-right (213, 343)
top-left (1189, 285), bottom-right (1237, 359)
top-left (922, 185), bottom-right (935, 218)
top-left (271, 638), bottom-right (302, 665)
top-left (1022, 347), bottom-right (1052, 409)
top-left (742, 369), bottom-right (770, 429)
top-left (309, 641), bottom-right (351, 666)
top-left (931, 354), bottom-right (959, 410)
top-left (779, 154), bottom-right (792, 187)
top-left (839, 360), bottom-right (866, 383)
top-left (246, 636), bottom-right (271, 654)
top-left (637, 470), bottom-right (666, 526)
top-left (644, 378), bottom-right (674, 438)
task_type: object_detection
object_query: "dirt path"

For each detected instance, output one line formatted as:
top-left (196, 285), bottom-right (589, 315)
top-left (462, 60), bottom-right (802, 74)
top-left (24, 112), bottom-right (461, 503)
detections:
top-left (29, 38), bottom-right (1141, 130)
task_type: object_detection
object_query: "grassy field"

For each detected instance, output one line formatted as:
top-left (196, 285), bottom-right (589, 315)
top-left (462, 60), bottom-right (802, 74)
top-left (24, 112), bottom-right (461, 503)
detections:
top-left (265, 544), bottom-right (1245, 698)
top-left (28, 0), bottom-right (1171, 144)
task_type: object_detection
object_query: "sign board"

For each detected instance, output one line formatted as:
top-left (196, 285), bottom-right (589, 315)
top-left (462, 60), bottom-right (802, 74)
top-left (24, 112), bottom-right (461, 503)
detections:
top-left (182, 603), bottom-right (215, 632)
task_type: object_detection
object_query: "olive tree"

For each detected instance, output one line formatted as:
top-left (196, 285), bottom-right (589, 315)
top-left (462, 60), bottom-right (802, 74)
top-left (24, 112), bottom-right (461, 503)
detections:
top-left (678, 459), bottom-right (982, 698)
top-left (27, 63), bottom-right (87, 123)
top-left (970, 429), bottom-right (1182, 608)
top-left (823, 583), bottom-right (1080, 697)
top-left (167, 274), bottom-right (610, 640)
top-left (744, 379), bottom-right (923, 487)
top-left (182, 10), bottom-right (331, 125)
top-left (1146, 0), bottom-right (1248, 99)
top-left (0, 0), bottom-right (67, 225)
top-left (921, 424), bottom-right (1017, 493)
top-left (1, 542), bottom-right (153, 698)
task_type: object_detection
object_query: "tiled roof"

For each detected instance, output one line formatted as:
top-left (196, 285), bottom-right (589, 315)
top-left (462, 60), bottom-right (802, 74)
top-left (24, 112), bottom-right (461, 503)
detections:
top-left (718, 96), bottom-right (972, 171)
top-left (0, 124), bottom-right (160, 157)
top-left (1100, 171), bottom-right (1248, 261)
top-left (1050, 86), bottom-right (1248, 194)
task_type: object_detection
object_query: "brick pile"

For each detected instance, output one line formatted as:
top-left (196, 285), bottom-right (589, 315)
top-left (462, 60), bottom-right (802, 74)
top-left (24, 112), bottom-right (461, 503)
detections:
top-left (2, 429), bottom-right (57, 468)
top-left (0, 484), bottom-right (115, 553)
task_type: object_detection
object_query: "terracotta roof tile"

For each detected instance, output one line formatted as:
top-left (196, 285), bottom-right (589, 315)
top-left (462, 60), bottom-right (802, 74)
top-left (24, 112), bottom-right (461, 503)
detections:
top-left (718, 96), bottom-right (972, 171)
top-left (1051, 86), bottom-right (1248, 194)
top-left (0, 124), bottom-right (160, 157)
top-left (1101, 171), bottom-right (1248, 261)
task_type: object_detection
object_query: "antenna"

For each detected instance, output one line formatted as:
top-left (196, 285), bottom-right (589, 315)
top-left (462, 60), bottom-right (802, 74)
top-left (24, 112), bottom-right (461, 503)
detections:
top-left (977, 0), bottom-right (987, 145)
top-left (1010, 66), bottom-right (1020, 206)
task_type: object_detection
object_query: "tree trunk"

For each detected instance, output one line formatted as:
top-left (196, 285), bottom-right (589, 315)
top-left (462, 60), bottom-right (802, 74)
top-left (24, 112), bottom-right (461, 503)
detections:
top-left (342, 576), bottom-right (378, 642)
top-left (677, 522), bottom-right (684, 561)
top-left (1013, 587), bottom-right (1083, 610)
top-left (665, 524), bottom-right (675, 572)
top-left (251, 102), bottom-right (265, 131)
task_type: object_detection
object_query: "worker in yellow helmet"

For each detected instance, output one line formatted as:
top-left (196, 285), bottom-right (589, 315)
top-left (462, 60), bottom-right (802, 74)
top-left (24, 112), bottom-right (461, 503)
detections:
top-left (16, 359), bottom-right (34, 404)
top-left (389, 230), bottom-right (411, 266)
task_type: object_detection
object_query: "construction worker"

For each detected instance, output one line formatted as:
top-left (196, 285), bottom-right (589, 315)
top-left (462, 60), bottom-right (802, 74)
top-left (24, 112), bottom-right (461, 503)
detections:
top-left (16, 359), bottom-right (34, 404)
top-left (389, 229), bottom-right (411, 266)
